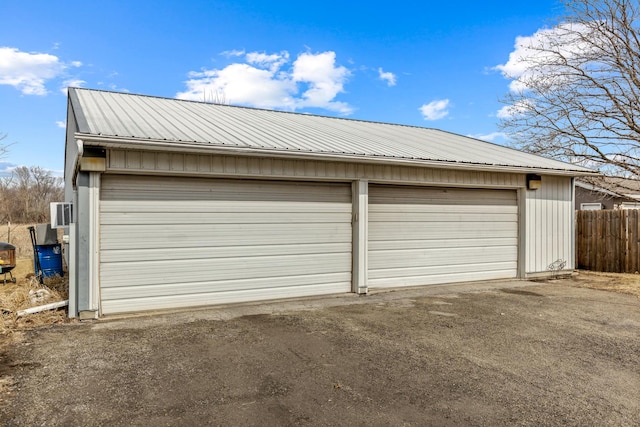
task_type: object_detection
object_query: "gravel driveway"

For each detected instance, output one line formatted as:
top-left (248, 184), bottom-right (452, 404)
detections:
top-left (1, 279), bottom-right (639, 426)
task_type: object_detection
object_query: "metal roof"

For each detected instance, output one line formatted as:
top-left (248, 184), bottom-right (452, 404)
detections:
top-left (68, 88), bottom-right (595, 175)
top-left (577, 176), bottom-right (640, 198)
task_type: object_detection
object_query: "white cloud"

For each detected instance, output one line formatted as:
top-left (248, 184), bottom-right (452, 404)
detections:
top-left (0, 47), bottom-right (83, 95)
top-left (246, 51), bottom-right (289, 72)
top-left (468, 131), bottom-right (508, 142)
top-left (60, 78), bottom-right (87, 95)
top-left (495, 23), bottom-right (593, 93)
top-left (0, 47), bottom-right (64, 95)
top-left (56, 120), bottom-right (66, 128)
top-left (419, 99), bottom-right (450, 121)
top-left (221, 49), bottom-right (245, 58)
top-left (179, 63), bottom-right (297, 109)
top-left (378, 68), bottom-right (396, 86)
top-left (291, 51), bottom-right (351, 113)
top-left (177, 50), bottom-right (353, 115)
top-left (495, 99), bottom-right (535, 119)
top-left (0, 161), bottom-right (18, 178)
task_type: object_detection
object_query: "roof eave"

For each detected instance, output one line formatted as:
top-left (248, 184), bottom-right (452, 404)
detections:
top-left (77, 133), bottom-right (599, 177)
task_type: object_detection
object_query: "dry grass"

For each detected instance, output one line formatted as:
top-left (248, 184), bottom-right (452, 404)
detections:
top-left (1, 258), bottom-right (70, 338)
top-left (0, 224), bottom-right (35, 258)
top-left (0, 223), bottom-right (64, 258)
top-left (569, 270), bottom-right (640, 298)
top-left (1, 223), bottom-right (69, 340)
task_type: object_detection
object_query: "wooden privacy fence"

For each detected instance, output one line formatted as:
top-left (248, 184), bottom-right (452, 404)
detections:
top-left (576, 209), bottom-right (640, 273)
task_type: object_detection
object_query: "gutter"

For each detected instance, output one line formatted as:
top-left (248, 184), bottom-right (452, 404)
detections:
top-left (76, 134), bottom-right (599, 177)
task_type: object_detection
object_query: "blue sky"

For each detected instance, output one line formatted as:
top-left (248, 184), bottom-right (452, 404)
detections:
top-left (0, 0), bottom-right (563, 176)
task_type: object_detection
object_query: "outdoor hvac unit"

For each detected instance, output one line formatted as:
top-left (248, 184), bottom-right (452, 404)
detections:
top-left (50, 202), bottom-right (73, 229)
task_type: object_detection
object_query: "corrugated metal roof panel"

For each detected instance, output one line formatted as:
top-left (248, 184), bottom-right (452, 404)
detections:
top-left (69, 88), bottom-right (594, 173)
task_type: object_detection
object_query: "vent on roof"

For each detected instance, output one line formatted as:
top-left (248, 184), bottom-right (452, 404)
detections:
top-left (50, 202), bottom-right (74, 229)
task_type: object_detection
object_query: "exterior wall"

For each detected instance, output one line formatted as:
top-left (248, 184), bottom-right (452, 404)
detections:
top-left (574, 186), bottom-right (629, 210)
top-left (525, 175), bottom-right (574, 275)
top-left (64, 145), bottom-right (578, 316)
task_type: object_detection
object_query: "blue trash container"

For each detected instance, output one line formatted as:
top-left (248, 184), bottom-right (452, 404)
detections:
top-left (35, 243), bottom-right (64, 278)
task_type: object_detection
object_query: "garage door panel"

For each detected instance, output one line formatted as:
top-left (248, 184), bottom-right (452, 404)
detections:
top-left (370, 212), bottom-right (517, 223)
top-left (101, 211), bottom-right (350, 225)
top-left (101, 252), bottom-right (352, 286)
top-left (369, 224), bottom-right (517, 241)
top-left (370, 195), bottom-right (516, 205)
top-left (370, 237), bottom-right (518, 251)
top-left (368, 267), bottom-right (518, 288)
top-left (369, 186), bottom-right (516, 205)
top-left (100, 176), bottom-right (352, 314)
top-left (370, 260), bottom-right (517, 279)
top-left (102, 199), bottom-right (351, 215)
top-left (101, 243), bottom-right (352, 263)
top-left (369, 247), bottom-right (518, 269)
top-left (101, 223), bottom-right (352, 250)
top-left (369, 184), bottom-right (518, 288)
top-left (369, 204), bottom-right (516, 214)
top-left (101, 272), bottom-right (352, 300)
top-left (101, 282), bottom-right (350, 314)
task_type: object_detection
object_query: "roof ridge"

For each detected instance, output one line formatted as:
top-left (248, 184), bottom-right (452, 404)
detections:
top-left (69, 87), bottom-right (452, 132)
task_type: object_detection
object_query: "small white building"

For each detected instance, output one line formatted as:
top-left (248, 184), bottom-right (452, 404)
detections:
top-left (63, 88), bottom-right (595, 318)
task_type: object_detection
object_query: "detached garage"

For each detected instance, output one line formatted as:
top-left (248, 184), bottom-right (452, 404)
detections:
top-left (63, 88), bottom-right (595, 318)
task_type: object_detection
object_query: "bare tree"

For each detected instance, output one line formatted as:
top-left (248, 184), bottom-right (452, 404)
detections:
top-left (498, 0), bottom-right (640, 180)
top-left (0, 166), bottom-right (63, 223)
top-left (0, 132), bottom-right (11, 160)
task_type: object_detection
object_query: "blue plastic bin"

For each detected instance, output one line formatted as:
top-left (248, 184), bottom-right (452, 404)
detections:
top-left (35, 243), bottom-right (64, 278)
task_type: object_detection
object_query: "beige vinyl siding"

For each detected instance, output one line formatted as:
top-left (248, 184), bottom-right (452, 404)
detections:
top-left (368, 185), bottom-right (518, 287)
top-left (99, 175), bottom-right (352, 314)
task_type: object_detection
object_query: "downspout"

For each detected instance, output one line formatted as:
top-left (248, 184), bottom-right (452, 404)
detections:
top-left (72, 139), bottom-right (84, 189)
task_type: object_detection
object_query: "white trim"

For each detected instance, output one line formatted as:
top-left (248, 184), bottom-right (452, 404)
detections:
top-left (78, 135), bottom-right (597, 177)
top-left (517, 188), bottom-right (526, 278)
top-left (619, 202), bottom-right (640, 209)
top-left (580, 202), bottom-right (603, 210)
top-left (89, 172), bottom-right (101, 314)
top-left (352, 180), bottom-right (368, 294)
top-left (68, 222), bottom-right (77, 318)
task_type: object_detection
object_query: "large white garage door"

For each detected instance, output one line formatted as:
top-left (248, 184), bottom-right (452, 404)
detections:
top-left (99, 175), bottom-right (352, 314)
top-left (369, 184), bottom-right (518, 288)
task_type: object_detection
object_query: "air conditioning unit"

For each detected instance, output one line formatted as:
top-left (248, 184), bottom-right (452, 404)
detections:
top-left (50, 202), bottom-right (74, 229)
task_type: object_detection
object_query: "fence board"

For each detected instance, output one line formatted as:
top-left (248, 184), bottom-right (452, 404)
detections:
top-left (576, 209), bottom-right (640, 273)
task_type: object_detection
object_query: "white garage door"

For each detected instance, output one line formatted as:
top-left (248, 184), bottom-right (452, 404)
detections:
top-left (369, 184), bottom-right (518, 288)
top-left (99, 175), bottom-right (352, 314)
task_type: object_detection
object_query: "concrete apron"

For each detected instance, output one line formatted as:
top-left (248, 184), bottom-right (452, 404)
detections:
top-left (91, 278), bottom-right (548, 331)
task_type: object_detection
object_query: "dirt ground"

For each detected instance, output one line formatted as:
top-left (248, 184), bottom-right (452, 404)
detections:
top-left (0, 276), bottom-right (639, 426)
